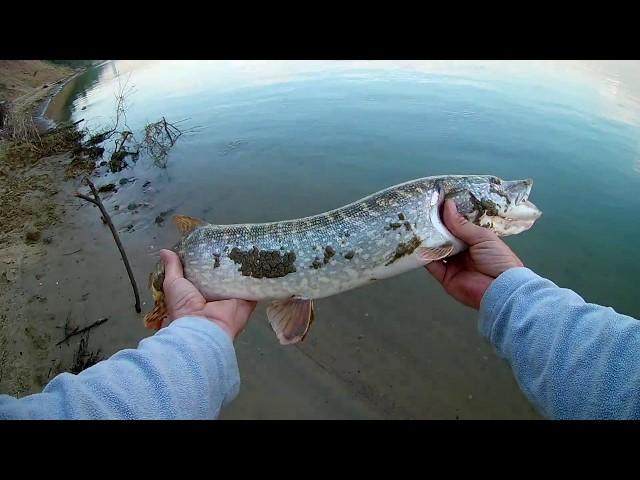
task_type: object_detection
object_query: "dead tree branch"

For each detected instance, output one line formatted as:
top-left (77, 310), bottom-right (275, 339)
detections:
top-left (75, 178), bottom-right (141, 313)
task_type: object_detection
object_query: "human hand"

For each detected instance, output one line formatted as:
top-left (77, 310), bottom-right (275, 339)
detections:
top-left (159, 249), bottom-right (257, 341)
top-left (426, 200), bottom-right (524, 309)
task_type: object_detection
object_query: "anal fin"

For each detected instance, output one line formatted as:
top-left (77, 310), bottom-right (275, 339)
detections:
top-left (267, 297), bottom-right (315, 345)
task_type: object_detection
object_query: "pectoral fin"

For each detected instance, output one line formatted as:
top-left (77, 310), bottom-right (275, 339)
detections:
top-left (267, 297), bottom-right (315, 345)
top-left (417, 242), bottom-right (454, 262)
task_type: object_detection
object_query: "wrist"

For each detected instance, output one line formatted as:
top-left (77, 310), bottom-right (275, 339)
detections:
top-left (190, 312), bottom-right (237, 341)
top-left (167, 311), bottom-right (237, 341)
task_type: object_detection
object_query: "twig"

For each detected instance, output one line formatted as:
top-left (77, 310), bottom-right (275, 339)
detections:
top-left (76, 193), bottom-right (97, 205)
top-left (62, 248), bottom-right (83, 256)
top-left (75, 177), bottom-right (141, 313)
top-left (56, 318), bottom-right (109, 346)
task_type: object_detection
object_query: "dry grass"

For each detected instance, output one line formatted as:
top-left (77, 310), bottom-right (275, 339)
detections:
top-left (0, 102), bottom-right (96, 243)
top-left (1, 104), bottom-right (85, 167)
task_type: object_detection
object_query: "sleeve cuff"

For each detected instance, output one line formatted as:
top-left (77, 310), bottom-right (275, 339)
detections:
top-left (478, 267), bottom-right (540, 340)
top-left (164, 316), bottom-right (240, 403)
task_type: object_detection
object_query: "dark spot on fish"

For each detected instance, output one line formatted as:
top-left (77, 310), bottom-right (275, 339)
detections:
top-left (387, 222), bottom-right (402, 231)
top-left (311, 257), bottom-right (323, 269)
top-left (479, 200), bottom-right (499, 217)
top-left (403, 221), bottom-right (411, 232)
top-left (213, 253), bottom-right (220, 268)
top-left (323, 245), bottom-right (335, 264)
top-left (344, 250), bottom-right (355, 260)
top-left (229, 247), bottom-right (296, 278)
top-left (470, 195), bottom-right (500, 222)
top-left (370, 278), bottom-right (377, 282)
top-left (344, 231), bottom-right (350, 237)
top-left (398, 213), bottom-right (405, 221)
top-left (385, 235), bottom-right (421, 266)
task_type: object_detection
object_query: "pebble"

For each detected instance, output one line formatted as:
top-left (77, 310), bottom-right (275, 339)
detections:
top-left (4, 269), bottom-right (16, 282)
top-left (98, 183), bottom-right (117, 193)
top-left (25, 227), bottom-right (41, 242)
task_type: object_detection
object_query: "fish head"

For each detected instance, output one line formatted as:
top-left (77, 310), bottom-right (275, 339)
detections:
top-left (442, 175), bottom-right (542, 236)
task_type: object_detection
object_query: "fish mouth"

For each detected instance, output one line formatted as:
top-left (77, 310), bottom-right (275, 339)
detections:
top-left (491, 179), bottom-right (542, 236)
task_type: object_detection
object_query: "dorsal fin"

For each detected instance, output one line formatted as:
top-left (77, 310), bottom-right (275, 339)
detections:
top-left (173, 215), bottom-right (206, 236)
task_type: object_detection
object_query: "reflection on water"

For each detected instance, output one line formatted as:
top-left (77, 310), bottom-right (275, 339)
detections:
top-left (47, 60), bottom-right (640, 419)
top-left (46, 66), bottom-right (102, 123)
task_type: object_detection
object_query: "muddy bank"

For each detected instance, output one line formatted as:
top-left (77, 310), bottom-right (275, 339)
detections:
top-left (0, 61), bottom-right (142, 396)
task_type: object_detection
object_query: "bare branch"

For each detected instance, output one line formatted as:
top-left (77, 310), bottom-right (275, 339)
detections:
top-left (75, 193), bottom-right (98, 205)
top-left (56, 318), bottom-right (109, 346)
top-left (76, 178), bottom-right (141, 313)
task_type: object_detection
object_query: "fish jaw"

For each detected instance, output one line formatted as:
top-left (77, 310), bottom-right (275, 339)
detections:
top-left (483, 198), bottom-right (543, 236)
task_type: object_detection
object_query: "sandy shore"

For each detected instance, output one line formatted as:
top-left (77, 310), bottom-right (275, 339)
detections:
top-left (0, 61), bottom-right (110, 395)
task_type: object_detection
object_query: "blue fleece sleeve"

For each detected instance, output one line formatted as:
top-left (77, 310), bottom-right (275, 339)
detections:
top-left (479, 267), bottom-right (640, 419)
top-left (0, 317), bottom-right (240, 419)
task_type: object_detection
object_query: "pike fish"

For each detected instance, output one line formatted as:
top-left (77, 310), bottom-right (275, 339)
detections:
top-left (145, 175), bottom-right (542, 344)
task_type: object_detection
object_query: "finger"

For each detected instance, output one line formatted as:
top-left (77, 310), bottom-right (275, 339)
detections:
top-left (160, 249), bottom-right (184, 285)
top-left (425, 260), bottom-right (446, 283)
top-left (442, 199), bottom-right (495, 246)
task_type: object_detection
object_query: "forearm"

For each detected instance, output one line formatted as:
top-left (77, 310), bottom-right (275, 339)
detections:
top-left (479, 268), bottom-right (640, 419)
top-left (0, 317), bottom-right (240, 419)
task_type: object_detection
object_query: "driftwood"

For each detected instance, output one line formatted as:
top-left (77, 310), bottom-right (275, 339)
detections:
top-left (76, 177), bottom-right (141, 313)
top-left (56, 318), bottom-right (109, 346)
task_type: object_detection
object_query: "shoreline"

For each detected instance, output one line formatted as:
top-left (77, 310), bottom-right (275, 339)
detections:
top-left (0, 62), bottom-right (111, 396)
top-left (33, 69), bottom-right (84, 131)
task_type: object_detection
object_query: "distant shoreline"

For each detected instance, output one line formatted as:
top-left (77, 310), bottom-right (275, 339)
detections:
top-left (33, 69), bottom-right (83, 130)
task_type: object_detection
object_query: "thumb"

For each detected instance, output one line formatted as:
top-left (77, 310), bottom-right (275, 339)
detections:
top-left (160, 249), bottom-right (184, 285)
top-left (442, 199), bottom-right (495, 245)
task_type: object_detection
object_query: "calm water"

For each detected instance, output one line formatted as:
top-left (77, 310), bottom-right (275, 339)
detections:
top-left (47, 60), bottom-right (640, 418)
